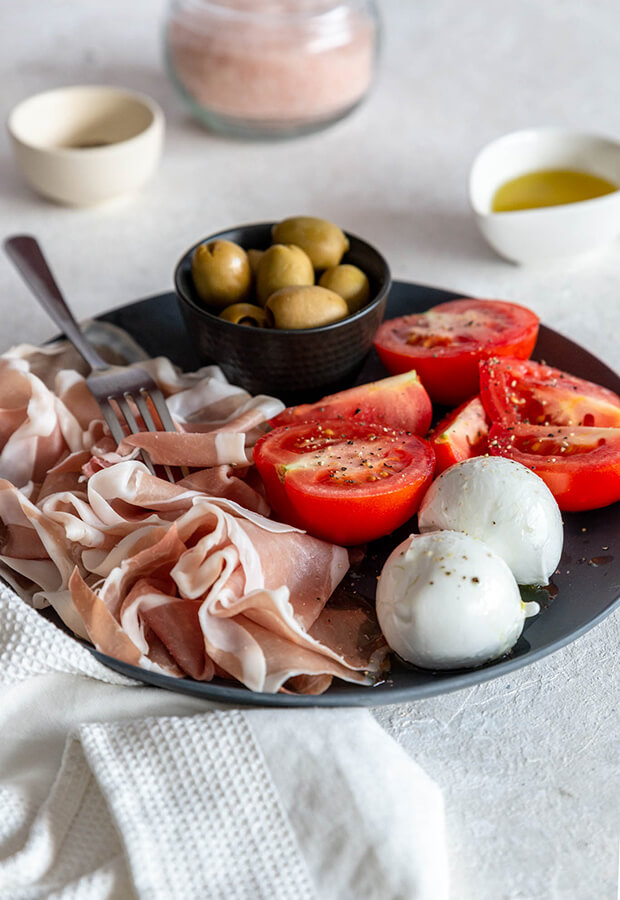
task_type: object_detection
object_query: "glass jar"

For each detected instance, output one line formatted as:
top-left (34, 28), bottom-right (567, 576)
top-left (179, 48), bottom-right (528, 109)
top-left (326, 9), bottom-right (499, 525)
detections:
top-left (164, 0), bottom-right (379, 138)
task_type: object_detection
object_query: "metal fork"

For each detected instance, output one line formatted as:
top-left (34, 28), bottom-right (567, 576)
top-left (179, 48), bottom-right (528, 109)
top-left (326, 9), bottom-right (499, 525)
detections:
top-left (4, 235), bottom-right (181, 481)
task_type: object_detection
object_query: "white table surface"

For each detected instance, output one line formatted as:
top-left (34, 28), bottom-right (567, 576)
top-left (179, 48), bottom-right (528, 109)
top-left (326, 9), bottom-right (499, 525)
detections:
top-left (1, 1), bottom-right (618, 897)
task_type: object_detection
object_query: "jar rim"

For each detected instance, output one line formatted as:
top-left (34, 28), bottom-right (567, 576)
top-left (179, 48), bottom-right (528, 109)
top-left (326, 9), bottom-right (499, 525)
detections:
top-left (169, 0), bottom-right (373, 25)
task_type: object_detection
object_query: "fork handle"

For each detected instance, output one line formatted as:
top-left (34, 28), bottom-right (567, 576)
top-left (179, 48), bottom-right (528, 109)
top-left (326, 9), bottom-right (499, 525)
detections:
top-left (4, 235), bottom-right (109, 372)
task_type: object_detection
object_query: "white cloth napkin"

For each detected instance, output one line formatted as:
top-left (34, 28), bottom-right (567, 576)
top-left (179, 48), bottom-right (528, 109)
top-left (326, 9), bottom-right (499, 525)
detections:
top-left (0, 584), bottom-right (449, 900)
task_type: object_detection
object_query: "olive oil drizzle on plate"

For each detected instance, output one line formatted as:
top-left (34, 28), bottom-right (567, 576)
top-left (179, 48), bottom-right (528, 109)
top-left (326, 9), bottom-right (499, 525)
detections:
top-left (492, 168), bottom-right (618, 212)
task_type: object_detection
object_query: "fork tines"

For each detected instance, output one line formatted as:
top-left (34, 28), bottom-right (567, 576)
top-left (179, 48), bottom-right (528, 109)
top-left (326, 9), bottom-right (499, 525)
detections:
top-left (87, 367), bottom-right (183, 483)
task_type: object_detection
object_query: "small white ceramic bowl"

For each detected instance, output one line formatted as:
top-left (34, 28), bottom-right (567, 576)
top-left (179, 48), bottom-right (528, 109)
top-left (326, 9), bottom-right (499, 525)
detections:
top-left (469, 127), bottom-right (620, 264)
top-left (7, 85), bottom-right (164, 206)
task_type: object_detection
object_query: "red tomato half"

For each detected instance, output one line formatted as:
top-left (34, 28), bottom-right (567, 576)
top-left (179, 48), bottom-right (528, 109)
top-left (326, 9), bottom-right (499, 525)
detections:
top-left (488, 423), bottom-right (620, 511)
top-left (253, 420), bottom-right (435, 545)
top-left (373, 298), bottom-right (540, 406)
top-left (269, 371), bottom-right (432, 437)
top-left (428, 395), bottom-right (490, 474)
top-left (480, 357), bottom-right (620, 428)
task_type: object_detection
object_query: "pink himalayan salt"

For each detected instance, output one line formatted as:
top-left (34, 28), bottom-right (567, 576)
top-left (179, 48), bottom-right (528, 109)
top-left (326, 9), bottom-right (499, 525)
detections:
top-left (166, 1), bottom-right (376, 124)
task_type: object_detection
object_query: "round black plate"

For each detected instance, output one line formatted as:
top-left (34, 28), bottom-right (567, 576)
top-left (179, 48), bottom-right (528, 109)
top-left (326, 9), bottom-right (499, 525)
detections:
top-left (83, 281), bottom-right (620, 706)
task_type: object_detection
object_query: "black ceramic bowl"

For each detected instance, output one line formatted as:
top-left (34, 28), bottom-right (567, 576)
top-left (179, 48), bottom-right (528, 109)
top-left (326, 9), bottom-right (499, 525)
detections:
top-left (174, 222), bottom-right (391, 403)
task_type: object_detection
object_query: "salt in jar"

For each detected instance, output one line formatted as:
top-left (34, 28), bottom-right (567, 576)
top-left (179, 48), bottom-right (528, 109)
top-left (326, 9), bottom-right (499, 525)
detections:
top-left (164, 0), bottom-right (379, 138)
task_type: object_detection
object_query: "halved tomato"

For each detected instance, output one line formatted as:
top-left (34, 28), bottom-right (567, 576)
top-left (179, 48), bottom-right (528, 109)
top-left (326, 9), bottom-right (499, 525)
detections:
top-left (253, 420), bottom-right (435, 545)
top-left (269, 371), bottom-right (432, 436)
top-left (373, 298), bottom-right (539, 406)
top-left (428, 395), bottom-right (490, 474)
top-left (480, 357), bottom-right (620, 427)
top-left (488, 423), bottom-right (620, 511)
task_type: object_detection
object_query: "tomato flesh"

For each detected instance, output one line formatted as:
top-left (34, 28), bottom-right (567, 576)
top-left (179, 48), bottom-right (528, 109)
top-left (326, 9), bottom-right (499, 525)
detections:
top-left (428, 395), bottom-right (490, 474)
top-left (480, 357), bottom-right (620, 428)
top-left (253, 420), bottom-right (435, 545)
top-left (269, 371), bottom-right (432, 436)
top-left (374, 298), bottom-right (539, 406)
top-left (488, 423), bottom-right (620, 511)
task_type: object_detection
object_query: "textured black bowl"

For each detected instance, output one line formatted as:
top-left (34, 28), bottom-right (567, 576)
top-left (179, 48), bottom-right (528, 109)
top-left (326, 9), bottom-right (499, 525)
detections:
top-left (174, 222), bottom-right (391, 402)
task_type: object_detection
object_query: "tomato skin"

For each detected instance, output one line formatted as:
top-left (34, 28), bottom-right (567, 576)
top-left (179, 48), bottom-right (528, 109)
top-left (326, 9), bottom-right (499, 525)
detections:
top-left (253, 420), bottom-right (435, 545)
top-left (488, 423), bottom-right (620, 511)
top-left (480, 357), bottom-right (620, 427)
top-left (373, 298), bottom-right (540, 406)
top-left (428, 395), bottom-right (490, 474)
top-left (269, 371), bottom-right (432, 437)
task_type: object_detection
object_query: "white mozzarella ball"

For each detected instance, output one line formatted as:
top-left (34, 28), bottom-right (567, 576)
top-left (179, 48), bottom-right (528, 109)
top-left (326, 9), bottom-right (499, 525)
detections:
top-left (418, 456), bottom-right (563, 585)
top-left (376, 530), bottom-right (539, 670)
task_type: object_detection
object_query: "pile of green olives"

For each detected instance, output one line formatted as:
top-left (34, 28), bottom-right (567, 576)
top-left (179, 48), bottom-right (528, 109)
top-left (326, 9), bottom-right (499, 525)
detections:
top-left (190, 216), bottom-right (371, 330)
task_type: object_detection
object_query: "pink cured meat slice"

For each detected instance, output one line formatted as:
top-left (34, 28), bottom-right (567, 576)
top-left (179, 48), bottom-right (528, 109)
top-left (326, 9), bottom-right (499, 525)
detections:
top-left (0, 479), bottom-right (76, 590)
top-left (70, 569), bottom-right (145, 669)
top-left (0, 364), bottom-right (69, 487)
top-left (138, 594), bottom-right (216, 681)
top-left (0, 344), bottom-right (283, 488)
top-left (115, 407), bottom-right (276, 468)
top-left (0, 341), bottom-right (388, 694)
top-left (4, 457), bottom-right (386, 692)
top-left (59, 462), bottom-right (380, 692)
top-left (234, 518), bottom-right (348, 630)
top-left (201, 612), bottom-right (372, 692)
top-left (118, 431), bottom-right (251, 467)
top-left (2, 453), bottom-right (373, 692)
top-left (177, 465), bottom-right (268, 516)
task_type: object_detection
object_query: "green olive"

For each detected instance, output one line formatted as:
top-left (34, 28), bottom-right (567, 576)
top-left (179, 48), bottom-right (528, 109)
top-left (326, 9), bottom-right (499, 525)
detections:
top-left (265, 285), bottom-right (349, 330)
top-left (319, 264), bottom-right (370, 314)
top-left (271, 216), bottom-right (350, 269)
top-left (219, 303), bottom-right (268, 327)
top-left (255, 243), bottom-right (314, 307)
top-left (247, 248), bottom-right (264, 275)
top-left (191, 240), bottom-right (251, 309)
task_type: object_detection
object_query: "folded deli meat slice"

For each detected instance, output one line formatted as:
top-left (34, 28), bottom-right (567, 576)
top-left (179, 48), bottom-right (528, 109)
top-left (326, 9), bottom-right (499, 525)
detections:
top-left (0, 340), bottom-right (387, 693)
top-left (0, 359), bottom-right (88, 488)
top-left (2, 461), bottom-right (380, 691)
top-left (0, 342), bottom-right (284, 486)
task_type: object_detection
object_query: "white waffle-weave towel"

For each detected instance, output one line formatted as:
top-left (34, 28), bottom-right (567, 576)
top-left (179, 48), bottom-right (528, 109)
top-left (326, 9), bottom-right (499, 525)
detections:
top-left (0, 584), bottom-right (449, 900)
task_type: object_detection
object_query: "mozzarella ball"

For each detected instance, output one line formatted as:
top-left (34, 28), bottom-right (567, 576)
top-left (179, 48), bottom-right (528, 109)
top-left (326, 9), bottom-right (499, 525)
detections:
top-left (376, 531), bottom-right (538, 670)
top-left (418, 456), bottom-right (563, 585)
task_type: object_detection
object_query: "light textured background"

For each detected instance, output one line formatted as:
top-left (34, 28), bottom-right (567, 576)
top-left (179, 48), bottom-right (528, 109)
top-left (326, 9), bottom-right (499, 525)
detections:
top-left (0, 1), bottom-right (618, 898)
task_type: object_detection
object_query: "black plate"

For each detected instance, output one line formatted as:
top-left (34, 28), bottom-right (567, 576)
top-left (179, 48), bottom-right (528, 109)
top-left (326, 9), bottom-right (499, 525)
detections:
top-left (81, 282), bottom-right (620, 706)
